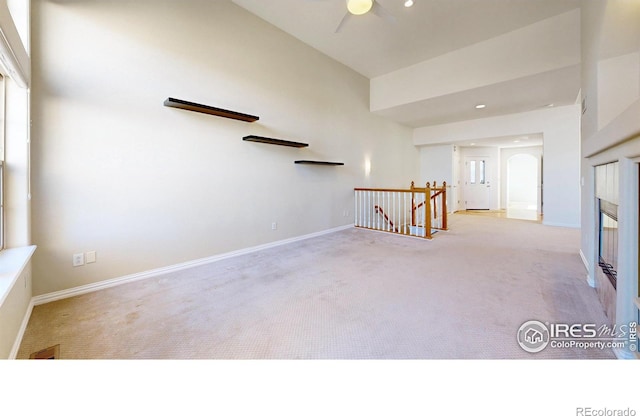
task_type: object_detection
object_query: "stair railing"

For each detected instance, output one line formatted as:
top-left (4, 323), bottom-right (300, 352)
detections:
top-left (354, 181), bottom-right (448, 239)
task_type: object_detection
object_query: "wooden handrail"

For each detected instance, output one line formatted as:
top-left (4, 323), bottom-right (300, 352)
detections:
top-left (431, 190), bottom-right (445, 199)
top-left (354, 187), bottom-right (415, 193)
top-left (354, 186), bottom-right (449, 193)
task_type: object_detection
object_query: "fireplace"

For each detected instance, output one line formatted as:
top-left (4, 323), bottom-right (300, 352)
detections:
top-left (595, 161), bottom-right (619, 322)
top-left (598, 199), bottom-right (618, 289)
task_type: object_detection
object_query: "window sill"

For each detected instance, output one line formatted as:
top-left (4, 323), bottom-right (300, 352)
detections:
top-left (0, 245), bottom-right (36, 307)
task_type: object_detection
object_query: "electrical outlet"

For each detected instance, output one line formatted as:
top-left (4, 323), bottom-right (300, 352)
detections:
top-left (271, 222), bottom-right (277, 230)
top-left (73, 253), bottom-right (85, 267)
top-left (86, 251), bottom-right (97, 264)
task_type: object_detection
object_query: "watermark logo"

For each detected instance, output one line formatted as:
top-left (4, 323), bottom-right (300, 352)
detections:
top-left (517, 320), bottom-right (638, 353)
top-left (576, 407), bottom-right (637, 416)
top-left (517, 320), bottom-right (550, 353)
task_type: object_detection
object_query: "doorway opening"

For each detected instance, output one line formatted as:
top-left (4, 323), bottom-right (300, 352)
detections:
top-left (507, 154), bottom-right (538, 220)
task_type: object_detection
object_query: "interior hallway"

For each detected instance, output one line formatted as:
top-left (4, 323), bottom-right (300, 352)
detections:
top-left (17, 214), bottom-right (613, 359)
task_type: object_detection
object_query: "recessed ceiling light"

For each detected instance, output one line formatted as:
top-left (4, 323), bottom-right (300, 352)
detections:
top-left (545, 103), bottom-right (555, 108)
top-left (475, 104), bottom-right (486, 109)
top-left (404, 0), bottom-right (414, 7)
top-left (514, 140), bottom-right (520, 143)
top-left (347, 0), bottom-right (373, 15)
top-left (470, 143), bottom-right (476, 146)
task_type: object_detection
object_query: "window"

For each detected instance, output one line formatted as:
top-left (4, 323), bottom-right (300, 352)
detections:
top-left (468, 159), bottom-right (486, 185)
top-left (595, 162), bottom-right (619, 289)
top-left (469, 161), bottom-right (476, 184)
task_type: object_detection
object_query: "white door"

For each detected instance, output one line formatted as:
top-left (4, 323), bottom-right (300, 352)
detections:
top-left (464, 156), bottom-right (492, 209)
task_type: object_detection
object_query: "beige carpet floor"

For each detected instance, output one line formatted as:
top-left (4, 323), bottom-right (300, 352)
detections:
top-left (17, 214), bottom-right (615, 359)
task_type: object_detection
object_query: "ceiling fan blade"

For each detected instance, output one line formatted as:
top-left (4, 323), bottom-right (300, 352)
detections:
top-left (335, 11), bottom-right (353, 33)
top-left (371, 1), bottom-right (396, 24)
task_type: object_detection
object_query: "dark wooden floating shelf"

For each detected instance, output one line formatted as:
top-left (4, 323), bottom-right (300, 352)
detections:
top-left (243, 135), bottom-right (309, 148)
top-left (164, 97), bottom-right (259, 123)
top-left (294, 160), bottom-right (344, 166)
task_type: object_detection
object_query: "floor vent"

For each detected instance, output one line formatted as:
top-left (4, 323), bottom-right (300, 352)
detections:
top-left (29, 344), bottom-right (60, 359)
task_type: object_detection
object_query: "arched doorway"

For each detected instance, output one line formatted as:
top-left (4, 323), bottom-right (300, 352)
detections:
top-left (507, 154), bottom-right (539, 220)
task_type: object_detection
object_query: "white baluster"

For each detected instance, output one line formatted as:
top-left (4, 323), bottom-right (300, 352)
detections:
top-left (367, 191), bottom-right (371, 228)
top-left (392, 192), bottom-right (396, 233)
top-left (403, 191), bottom-right (407, 235)
top-left (375, 191), bottom-right (379, 230)
top-left (384, 192), bottom-right (389, 231)
top-left (379, 191), bottom-right (382, 230)
top-left (372, 191), bottom-right (376, 230)
top-left (380, 191), bottom-right (384, 231)
top-left (358, 191), bottom-right (361, 227)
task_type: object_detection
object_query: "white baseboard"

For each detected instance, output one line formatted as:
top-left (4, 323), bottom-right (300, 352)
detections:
top-left (579, 249), bottom-right (589, 273)
top-left (32, 224), bottom-right (354, 306)
top-left (9, 298), bottom-right (34, 359)
top-left (578, 249), bottom-right (595, 287)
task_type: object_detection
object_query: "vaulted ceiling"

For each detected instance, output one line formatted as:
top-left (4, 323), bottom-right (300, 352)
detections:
top-left (232, 0), bottom-right (582, 134)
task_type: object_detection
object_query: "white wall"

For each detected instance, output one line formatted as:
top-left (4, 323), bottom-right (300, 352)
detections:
top-left (30, 0), bottom-right (418, 296)
top-left (413, 105), bottom-right (581, 227)
top-left (597, 51), bottom-right (640, 130)
top-left (418, 144), bottom-right (454, 211)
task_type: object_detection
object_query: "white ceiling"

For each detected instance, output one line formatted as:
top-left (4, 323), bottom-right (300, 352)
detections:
top-left (232, 0), bottom-right (582, 129)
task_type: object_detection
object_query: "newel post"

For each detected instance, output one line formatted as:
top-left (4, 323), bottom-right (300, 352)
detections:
top-left (425, 182), bottom-right (432, 239)
top-left (442, 181), bottom-right (448, 230)
top-left (410, 181), bottom-right (416, 226)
